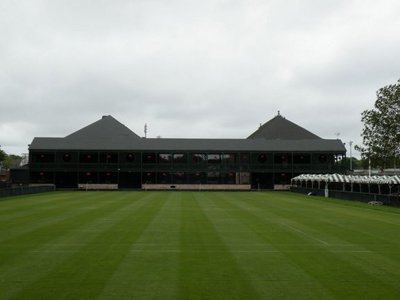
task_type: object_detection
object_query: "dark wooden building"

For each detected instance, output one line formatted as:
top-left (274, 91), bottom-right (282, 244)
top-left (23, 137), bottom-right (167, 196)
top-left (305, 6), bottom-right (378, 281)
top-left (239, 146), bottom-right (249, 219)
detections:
top-left (29, 114), bottom-right (346, 189)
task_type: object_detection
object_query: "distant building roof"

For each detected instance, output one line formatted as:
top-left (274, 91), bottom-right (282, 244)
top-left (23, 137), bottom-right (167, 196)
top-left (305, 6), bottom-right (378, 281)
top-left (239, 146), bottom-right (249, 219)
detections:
top-left (248, 114), bottom-right (320, 140)
top-left (29, 115), bottom-right (346, 153)
top-left (30, 137), bottom-right (345, 152)
top-left (65, 115), bottom-right (140, 141)
top-left (31, 115), bottom-right (141, 150)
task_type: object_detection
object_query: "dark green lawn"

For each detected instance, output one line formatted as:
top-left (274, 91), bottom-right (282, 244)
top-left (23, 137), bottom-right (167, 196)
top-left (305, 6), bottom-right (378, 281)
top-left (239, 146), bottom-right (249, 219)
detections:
top-left (1, 191), bottom-right (400, 299)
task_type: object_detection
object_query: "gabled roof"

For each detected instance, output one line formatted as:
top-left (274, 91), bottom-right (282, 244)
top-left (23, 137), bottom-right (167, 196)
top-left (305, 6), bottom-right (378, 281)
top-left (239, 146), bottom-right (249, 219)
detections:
top-left (64, 115), bottom-right (141, 148)
top-left (29, 114), bottom-right (346, 153)
top-left (66, 115), bottom-right (140, 140)
top-left (30, 115), bottom-right (141, 150)
top-left (247, 114), bottom-right (321, 140)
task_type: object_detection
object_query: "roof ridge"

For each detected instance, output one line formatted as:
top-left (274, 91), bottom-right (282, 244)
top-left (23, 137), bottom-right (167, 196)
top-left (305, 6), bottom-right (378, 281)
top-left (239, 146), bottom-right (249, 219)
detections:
top-left (65, 115), bottom-right (140, 140)
top-left (248, 115), bottom-right (321, 140)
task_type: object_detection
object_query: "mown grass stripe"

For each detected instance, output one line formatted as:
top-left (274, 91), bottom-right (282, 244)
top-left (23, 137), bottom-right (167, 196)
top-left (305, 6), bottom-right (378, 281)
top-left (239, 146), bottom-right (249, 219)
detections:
top-left (10, 192), bottom-right (165, 300)
top-left (98, 192), bottom-right (181, 300)
top-left (199, 192), bottom-right (336, 300)
top-left (238, 193), bottom-right (400, 269)
top-left (215, 192), bottom-right (400, 299)
top-left (0, 192), bottom-right (119, 233)
top-left (0, 192), bottom-right (89, 215)
top-left (179, 192), bottom-right (260, 300)
top-left (0, 192), bottom-right (156, 299)
top-left (0, 192), bottom-right (138, 259)
top-left (0, 191), bottom-right (400, 299)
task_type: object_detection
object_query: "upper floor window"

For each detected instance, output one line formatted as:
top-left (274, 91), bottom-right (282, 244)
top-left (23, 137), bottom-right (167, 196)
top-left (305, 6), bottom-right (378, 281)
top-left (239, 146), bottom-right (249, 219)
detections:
top-left (258, 154), bottom-right (268, 163)
top-left (99, 152), bottom-right (118, 163)
top-left (294, 154), bottom-right (311, 164)
top-left (159, 153), bottom-right (172, 163)
top-left (221, 153), bottom-right (236, 163)
top-left (63, 153), bottom-right (72, 162)
top-left (32, 152), bottom-right (55, 163)
top-left (126, 153), bottom-right (135, 162)
top-left (240, 153), bottom-right (250, 163)
top-left (274, 153), bottom-right (291, 164)
top-left (318, 154), bottom-right (328, 163)
top-left (173, 153), bottom-right (187, 163)
top-left (192, 153), bottom-right (206, 163)
top-left (143, 153), bottom-right (156, 164)
top-left (80, 152), bottom-right (98, 163)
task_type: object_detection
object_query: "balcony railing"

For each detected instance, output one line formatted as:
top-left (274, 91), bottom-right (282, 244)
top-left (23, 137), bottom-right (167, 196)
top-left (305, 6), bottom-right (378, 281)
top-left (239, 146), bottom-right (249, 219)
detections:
top-left (29, 162), bottom-right (346, 173)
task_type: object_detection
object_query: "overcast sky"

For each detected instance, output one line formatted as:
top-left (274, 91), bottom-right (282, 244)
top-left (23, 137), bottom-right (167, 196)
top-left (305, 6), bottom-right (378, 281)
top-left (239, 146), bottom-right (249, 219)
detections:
top-left (1, 0), bottom-right (399, 157)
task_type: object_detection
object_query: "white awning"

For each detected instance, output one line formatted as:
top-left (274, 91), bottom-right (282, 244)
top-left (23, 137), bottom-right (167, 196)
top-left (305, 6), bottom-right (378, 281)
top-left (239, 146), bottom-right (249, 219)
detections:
top-left (292, 174), bottom-right (400, 185)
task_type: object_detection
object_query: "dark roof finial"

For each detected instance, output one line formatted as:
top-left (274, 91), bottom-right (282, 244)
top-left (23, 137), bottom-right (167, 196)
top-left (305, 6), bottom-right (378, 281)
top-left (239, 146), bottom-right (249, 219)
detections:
top-left (277, 110), bottom-right (281, 116)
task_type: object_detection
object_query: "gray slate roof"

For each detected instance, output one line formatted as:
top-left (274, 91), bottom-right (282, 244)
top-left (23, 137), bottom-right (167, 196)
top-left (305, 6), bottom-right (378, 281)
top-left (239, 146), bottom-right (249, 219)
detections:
top-left (66, 115), bottom-right (140, 140)
top-left (248, 115), bottom-right (320, 140)
top-left (138, 138), bottom-right (345, 152)
top-left (30, 115), bottom-right (346, 153)
top-left (30, 115), bottom-right (140, 150)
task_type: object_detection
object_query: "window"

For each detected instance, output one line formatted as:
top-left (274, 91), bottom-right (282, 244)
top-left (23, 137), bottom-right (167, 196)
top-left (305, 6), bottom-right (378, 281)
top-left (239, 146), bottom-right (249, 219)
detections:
top-left (62, 153), bottom-right (72, 162)
top-left (143, 153), bottom-right (156, 164)
top-left (173, 153), bottom-right (187, 163)
top-left (207, 154), bottom-right (220, 163)
top-left (221, 153), bottom-right (236, 163)
top-left (192, 153), bottom-right (206, 163)
top-left (258, 153), bottom-right (268, 163)
top-left (294, 154), bottom-right (310, 164)
top-left (172, 172), bottom-right (185, 184)
top-left (80, 152), bottom-right (98, 163)
top-left (274, 153), bottom-right (291, 164)
top-left (159, 153), bottom-right (172, 163)
top-left (251, 153), bottom-right (271, 164)
top-left (240, 153), bottom-right (249, 163)
top-left (99, 153), bottom-right (118, 163)
top-left (32, 152), bottom-right (55, 163)
top-left (188, 172), bottom-right (206, 184)
top-left (126, 153), bottom-right (135, 162)
top-left (157, 172), bottom-right (171, 184)
top-left (143, 172), bottom-right (156, 183)
top-left (319, 155), bottom-right (327, 163)
top-left (221, 172), bottom-right (236, 184)
top-left (207, 171), bottom-right (220, 183)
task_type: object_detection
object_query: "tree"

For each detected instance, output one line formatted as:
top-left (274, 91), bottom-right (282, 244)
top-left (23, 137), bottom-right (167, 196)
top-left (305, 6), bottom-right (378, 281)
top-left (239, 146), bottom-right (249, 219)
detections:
top-left (356, 79), bottom-right (400, 169)
top-left (0, 149), bottom-right (7, 164)
top-left (339, 157), bottom-right (366, 170)
top-left (0, 150), bottom-right (22, 169)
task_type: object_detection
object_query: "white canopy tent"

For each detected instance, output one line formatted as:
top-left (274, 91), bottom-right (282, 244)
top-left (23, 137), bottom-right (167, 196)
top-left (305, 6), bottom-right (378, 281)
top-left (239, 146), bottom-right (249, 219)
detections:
top-left (291, 174), bottom-right (400, 194)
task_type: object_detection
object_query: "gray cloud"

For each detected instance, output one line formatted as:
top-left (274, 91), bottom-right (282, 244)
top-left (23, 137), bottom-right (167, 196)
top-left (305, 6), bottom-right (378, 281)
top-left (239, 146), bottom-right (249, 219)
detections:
top-left (1, 0), bottom-right (399, 156)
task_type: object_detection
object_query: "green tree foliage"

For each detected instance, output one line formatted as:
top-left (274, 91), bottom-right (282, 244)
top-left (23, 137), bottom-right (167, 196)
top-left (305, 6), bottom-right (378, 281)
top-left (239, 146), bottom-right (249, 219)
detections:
top-left (0, 150), bottom-right (22, 169)
top-left (0, 149), bottom-right (7, 163)
top-left (356, 79), bottom-right (400, 168)
top-left (339, 157), bottom-right (367, 170)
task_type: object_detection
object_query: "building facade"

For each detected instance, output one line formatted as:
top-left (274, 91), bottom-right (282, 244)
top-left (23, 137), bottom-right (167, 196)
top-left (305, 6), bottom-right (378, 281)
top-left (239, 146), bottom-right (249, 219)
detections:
top-left (29, 114), bottom-right (346, 189)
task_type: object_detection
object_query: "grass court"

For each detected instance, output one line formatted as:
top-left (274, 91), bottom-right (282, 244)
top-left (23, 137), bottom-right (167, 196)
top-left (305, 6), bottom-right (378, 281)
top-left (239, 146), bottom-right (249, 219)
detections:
top-left (1, 191), bottom-right (400, 299)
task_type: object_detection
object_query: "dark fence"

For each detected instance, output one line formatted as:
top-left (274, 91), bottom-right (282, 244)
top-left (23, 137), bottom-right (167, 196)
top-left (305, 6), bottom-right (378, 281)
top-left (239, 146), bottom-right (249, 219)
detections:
top-left (291, 186), bottom-right (400, 207)
top-left (0, 185), bottom-right (56, 198)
